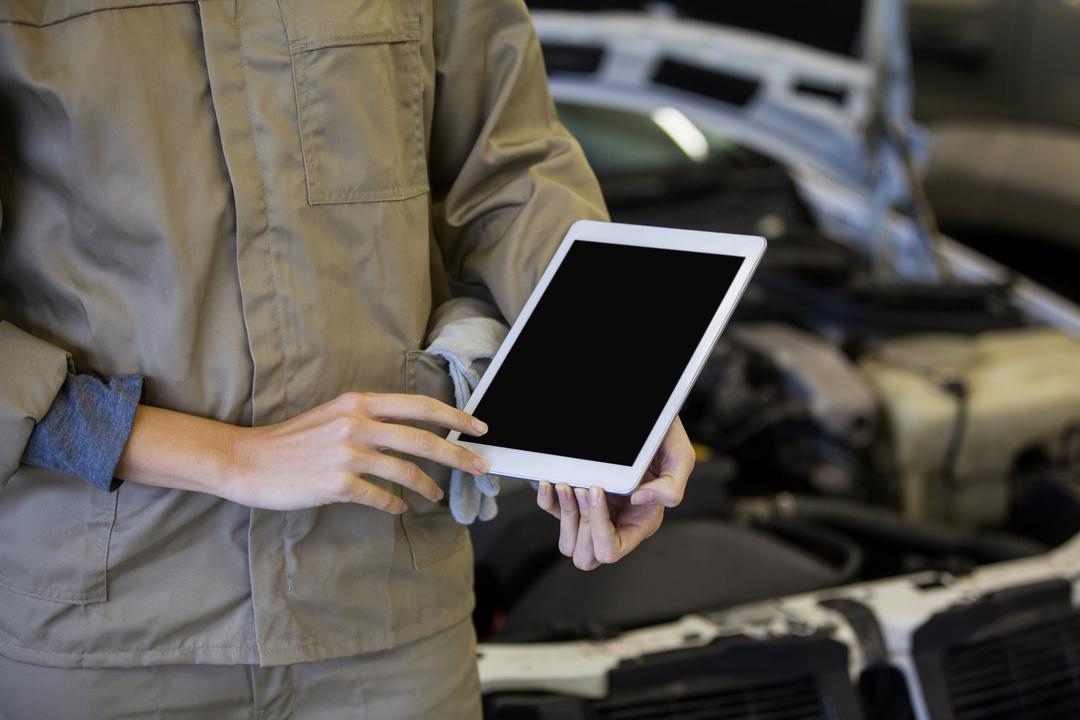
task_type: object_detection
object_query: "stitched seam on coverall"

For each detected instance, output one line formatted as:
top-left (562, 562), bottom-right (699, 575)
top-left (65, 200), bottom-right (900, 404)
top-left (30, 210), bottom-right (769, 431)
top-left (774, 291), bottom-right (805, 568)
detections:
top-left (236, 4), bottom-right (293, 418)
top-left (0, 2), bottom-right (196, 28)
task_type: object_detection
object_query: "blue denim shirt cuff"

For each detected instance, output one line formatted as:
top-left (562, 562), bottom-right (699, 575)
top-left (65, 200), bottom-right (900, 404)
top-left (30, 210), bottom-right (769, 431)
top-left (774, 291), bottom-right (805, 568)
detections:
top-left (22, 373), bottom-right (144, 492)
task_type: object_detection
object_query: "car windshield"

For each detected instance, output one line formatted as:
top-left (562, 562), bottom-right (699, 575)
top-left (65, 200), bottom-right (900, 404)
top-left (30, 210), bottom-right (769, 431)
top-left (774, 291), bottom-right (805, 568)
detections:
top-left (556, 101), bottom-right (770, 202)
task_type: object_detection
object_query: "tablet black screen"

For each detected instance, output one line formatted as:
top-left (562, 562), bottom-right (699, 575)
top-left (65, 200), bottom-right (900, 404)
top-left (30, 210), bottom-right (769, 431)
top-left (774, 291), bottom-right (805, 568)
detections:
top-left (468, 240), bottom-right (745, 465)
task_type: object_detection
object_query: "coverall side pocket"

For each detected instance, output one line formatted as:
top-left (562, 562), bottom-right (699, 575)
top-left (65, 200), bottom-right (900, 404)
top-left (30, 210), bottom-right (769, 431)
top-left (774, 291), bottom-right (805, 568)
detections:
top-left (400, 350), bottom-right (468, 570)
top-left (0, 466), bottom-right (117, 605)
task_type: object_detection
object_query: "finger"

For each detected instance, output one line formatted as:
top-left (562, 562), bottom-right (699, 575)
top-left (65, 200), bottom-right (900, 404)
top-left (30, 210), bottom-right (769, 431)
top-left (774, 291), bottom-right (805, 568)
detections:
top-left (631, 423), bottom-right (695, 507)
top-left (556, 483), bottom-right (579, 557)
top-left (587, 487), bottom-right (623, 565)
top-left (536, 481), bottom-right (560, 519)
top-left (668, 419), bottom-right (696, 473)
top-left (351, 449), bottom-right (443, 503)
top-left (630, 474), bottom-right (686, 508)
top-left (366, 422), bottom-right (490, 477)
top-left (355, 393), bottom-right (488, 437)
top-left (612, 505), bottom-right (664, 554)
top-left (334, 476), bottom-right (408, 514)
top-left (572, 488), bottom-right (599, 571)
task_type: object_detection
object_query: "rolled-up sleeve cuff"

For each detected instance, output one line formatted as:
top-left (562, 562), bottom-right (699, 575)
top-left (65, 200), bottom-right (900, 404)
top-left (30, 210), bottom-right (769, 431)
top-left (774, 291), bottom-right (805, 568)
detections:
top-left (22, 373), bottom-right (144, 492)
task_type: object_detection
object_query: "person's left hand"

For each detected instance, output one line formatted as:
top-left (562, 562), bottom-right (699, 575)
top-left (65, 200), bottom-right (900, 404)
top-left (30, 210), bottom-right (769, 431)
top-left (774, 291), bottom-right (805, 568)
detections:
top-left (536, 416), bottom-right (695, 571)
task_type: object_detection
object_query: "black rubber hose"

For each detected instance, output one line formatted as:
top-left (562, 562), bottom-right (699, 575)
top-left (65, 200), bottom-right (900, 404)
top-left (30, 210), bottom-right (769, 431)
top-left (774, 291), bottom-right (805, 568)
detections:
top-left (740, 494), bottom-right (1047, 563)
top-left (751, 515), bottom-right (864, 584)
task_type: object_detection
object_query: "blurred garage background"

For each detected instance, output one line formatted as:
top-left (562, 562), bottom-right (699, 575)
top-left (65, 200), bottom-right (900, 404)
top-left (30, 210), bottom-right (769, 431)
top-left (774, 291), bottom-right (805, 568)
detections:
top-left (473, 2), bottom-right (1080, 719)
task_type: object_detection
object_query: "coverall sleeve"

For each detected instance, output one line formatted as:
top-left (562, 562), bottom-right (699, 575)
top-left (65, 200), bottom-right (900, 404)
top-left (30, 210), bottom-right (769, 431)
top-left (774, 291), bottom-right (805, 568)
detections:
top-left (0, 227), bottom-right (71, 490)
top-left (428, 0), bottom-right (609, 325)
top-left (0, 322), bottom-right (72, 487)
top-left (22, 373), bottom-right (143, 492)
top-left (0, 198), bottom-right (144, 491)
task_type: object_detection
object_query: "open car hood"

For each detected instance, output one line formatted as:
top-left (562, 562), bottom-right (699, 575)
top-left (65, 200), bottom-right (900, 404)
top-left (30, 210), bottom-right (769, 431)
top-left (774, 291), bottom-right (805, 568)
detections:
top-left (529, 2), bottom-right (1080, 333)
top-left (529, 0), bottom-right (919, 198)
top-left (529, 0), bottom-right (870, 59)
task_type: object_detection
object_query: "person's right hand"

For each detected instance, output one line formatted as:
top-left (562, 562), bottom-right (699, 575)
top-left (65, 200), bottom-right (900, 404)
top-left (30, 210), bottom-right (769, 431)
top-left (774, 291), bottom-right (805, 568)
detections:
top-left (221, 392), bottom-right (490, 512)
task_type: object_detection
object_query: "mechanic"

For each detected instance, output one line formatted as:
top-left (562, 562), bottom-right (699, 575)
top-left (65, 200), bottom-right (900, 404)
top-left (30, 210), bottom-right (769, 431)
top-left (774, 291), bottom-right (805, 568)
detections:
top-left (0, 0), bottom-right (694, 717)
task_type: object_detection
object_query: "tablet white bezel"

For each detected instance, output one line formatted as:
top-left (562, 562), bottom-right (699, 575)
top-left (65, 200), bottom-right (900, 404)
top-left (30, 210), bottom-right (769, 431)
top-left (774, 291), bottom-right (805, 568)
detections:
top-left (447, 220), bottom-right (766, 495)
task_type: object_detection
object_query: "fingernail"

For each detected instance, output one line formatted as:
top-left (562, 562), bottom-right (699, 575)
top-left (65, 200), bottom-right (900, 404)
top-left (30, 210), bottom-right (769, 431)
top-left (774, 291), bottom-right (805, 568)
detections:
top-left (557, 484), bottom-right (569, 502)
top-left (574, 488), bottom-right (588, 515)
top-left (589, 487), bottom-right (602, 506)
top-left (632, 490), bottom-right (655, 505)
top-left (473, 457), bottom-right (491, 474)
top-left (539, 481), bottom-right (550, 497)
top-left (472, 418), bottom-right (488, 435)
top-left (433, 489), bottom-right (445, 502)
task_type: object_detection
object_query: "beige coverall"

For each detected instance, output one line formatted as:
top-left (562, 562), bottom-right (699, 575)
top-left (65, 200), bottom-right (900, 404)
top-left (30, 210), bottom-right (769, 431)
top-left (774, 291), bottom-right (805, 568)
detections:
top-left (0, 0), bottom-right (606, 716)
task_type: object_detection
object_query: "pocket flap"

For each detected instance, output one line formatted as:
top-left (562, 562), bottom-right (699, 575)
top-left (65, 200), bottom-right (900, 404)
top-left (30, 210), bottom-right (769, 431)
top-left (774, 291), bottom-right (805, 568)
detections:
top-left (0, 466), bottom-right (117, 605)
top-left (278, 0), bottom-right (419, 53)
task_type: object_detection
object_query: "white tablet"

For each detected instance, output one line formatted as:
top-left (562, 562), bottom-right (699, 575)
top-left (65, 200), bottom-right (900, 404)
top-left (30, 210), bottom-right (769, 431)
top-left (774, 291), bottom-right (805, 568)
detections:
top-left (448, 220), bottom-right (766, 495)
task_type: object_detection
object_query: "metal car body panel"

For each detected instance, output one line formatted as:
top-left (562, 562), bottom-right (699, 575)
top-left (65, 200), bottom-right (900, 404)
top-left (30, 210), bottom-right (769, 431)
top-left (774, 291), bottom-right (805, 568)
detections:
top-left (478, 531), bottom-right (1080, 719)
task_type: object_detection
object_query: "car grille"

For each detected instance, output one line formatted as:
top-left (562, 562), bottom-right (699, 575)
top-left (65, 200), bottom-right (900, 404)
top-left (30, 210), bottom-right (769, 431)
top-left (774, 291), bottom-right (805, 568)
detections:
top-left (591, 674), bottom-right (837, 720)
top-left (943, 609), bottom-right (1080, 720)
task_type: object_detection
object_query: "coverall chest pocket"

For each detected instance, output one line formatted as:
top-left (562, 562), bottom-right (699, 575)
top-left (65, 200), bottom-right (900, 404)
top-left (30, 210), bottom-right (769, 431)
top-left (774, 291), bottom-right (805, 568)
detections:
top-left (278, 0), bottom-right (429, 205)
